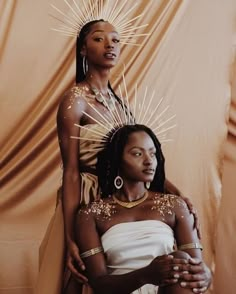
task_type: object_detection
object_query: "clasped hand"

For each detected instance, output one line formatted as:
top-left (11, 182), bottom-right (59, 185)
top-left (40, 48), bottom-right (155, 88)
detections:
top-left (66, 245), bottom-right (211, 293)
top-left (147, 254), bottom-right (211, 293)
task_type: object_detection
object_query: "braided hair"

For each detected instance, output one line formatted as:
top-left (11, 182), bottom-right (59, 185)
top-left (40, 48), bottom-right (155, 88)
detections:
top-left (96, 124), bottom-right (166, 198)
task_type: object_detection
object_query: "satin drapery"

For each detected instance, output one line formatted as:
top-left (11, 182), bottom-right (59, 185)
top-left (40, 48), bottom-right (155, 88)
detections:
top-left (1, 1), bottom-right (236, 293)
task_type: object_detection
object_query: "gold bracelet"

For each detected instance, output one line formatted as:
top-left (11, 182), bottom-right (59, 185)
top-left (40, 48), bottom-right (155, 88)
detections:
top-left (178, 242), bottom-right (203, 250)
top-left (80, 247), bottom-right (103, 259)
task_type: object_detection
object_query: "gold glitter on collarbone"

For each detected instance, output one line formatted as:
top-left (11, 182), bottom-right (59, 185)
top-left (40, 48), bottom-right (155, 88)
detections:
top-left (151, 194), bottom-right (185, 216)
top-left (79, 199), bottom-right (116, 220)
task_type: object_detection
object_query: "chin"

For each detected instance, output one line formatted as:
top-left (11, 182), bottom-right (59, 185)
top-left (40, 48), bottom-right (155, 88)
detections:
top-left (104, 62), bottom-right (116, 68)
top-left (142, 176), bottom-right (154, 183)
top-left (103, 59), bottom-right (117, 66)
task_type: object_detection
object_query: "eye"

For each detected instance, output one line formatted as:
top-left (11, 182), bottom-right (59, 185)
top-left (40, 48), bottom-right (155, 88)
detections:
top-left (150, 151), bottom-right (156, 157)
top-left (113, 38), bottom-right (120, 43)
top-left (132, 152), bottom-right (142, 157)
top-left (94, 37), bottom-right (103, 42)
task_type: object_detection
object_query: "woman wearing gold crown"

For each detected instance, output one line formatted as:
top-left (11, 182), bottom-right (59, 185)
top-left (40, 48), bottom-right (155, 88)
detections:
top-left (74, 123), bottom-right (210, 294)
top-left (34, 1), bottom-right (211, 294)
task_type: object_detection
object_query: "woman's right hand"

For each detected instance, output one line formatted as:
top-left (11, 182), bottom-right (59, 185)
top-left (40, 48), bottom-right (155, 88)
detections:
top-left (66, 241), bottom-right (88, 283)
top-left (146, 254), bottom-right (188, 286)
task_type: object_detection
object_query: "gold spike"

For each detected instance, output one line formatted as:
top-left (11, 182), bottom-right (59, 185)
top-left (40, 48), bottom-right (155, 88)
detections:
top-left (69, 73), bottom-right (176, 146)
top-left (70, 136), bottom-right (107, 142)
top-left (74, 124), bottom-right (110, 138)
top-left (50, 0), bottom-right (149, 45)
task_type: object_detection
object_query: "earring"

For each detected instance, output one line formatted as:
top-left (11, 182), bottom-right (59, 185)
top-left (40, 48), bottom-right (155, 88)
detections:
top-left (83, 56), bottom-right (88, 74)
top-left (114, 176), bottom-right (123, 189)
top-left (145, 182), bottom-right (150, 189)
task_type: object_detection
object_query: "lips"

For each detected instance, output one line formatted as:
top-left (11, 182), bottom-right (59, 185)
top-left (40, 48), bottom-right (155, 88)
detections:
top-left (104, 52), bottom-right (116, 59)
top-left (142, 168), bottom-right (155, 174)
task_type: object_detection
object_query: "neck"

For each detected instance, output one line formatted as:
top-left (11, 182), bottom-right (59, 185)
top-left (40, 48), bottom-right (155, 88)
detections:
top-left (117, 182), bottom-right (147, 202)
top-left (85, 68), bottom-right (111, 94)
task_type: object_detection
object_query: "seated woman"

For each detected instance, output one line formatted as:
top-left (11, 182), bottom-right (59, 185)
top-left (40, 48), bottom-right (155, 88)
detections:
top-left (75, 124), bottom-right (211, 294)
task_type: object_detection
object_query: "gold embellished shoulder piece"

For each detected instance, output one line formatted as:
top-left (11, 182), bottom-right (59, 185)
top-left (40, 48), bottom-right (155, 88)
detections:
top-left (79, 199), bottom-right (116, 220)
top-left (151, 193), bottom-right (187, 216)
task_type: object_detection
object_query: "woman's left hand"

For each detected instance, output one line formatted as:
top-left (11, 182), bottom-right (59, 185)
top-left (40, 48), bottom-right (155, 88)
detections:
top-left (179, 258), bottom-right (211, 293)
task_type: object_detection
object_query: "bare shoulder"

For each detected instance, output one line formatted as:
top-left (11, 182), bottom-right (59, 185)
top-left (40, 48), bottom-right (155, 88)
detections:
top-left (149, 192), bottom-right (188, 215)
top-left (78, 198), bottom-right (115, 220)
top-left (58, 84), bottom-right (88, 116)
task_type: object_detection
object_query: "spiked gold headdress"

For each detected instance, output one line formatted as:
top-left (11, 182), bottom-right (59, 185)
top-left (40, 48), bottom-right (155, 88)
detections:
top-left (71, 75), bottom-right (177, 146)
top-left (50, 0), bottom-right (149, 45)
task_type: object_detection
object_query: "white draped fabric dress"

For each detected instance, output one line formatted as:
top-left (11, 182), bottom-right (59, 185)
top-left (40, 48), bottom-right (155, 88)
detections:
top-left (101, 220), bottom-right (175, 294)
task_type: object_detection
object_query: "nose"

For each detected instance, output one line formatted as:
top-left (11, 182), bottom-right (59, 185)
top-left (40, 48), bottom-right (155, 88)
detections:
top-left (144, 154), bottom-right (153, 165)
top-left (105, 38), bottom-right (114, 49)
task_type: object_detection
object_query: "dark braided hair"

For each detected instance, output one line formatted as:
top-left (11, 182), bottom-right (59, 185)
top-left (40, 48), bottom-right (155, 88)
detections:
top-left (96, 124), bottom-right (166, 198)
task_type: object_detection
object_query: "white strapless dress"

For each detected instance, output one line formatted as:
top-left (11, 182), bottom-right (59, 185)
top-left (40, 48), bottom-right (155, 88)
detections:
top-left (101, 220), bottom-right (175, 294)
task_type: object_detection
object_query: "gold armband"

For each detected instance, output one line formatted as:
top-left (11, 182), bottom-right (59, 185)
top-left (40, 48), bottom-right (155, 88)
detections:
top-left (178, 242), bottom-right (203, 250)
top-left (80, 247), bottom-right (103, 259)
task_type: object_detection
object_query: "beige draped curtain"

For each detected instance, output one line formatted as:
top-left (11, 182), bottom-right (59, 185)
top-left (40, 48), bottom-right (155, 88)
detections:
top-left (1, 0), bottom-right (236, 293)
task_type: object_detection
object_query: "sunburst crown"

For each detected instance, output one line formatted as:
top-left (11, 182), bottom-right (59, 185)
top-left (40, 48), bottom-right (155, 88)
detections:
top-left (50, 0), bottom-right (149, 45)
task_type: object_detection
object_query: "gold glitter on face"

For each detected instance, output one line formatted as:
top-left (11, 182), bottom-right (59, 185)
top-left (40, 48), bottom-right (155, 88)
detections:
top-left (151, 194), bottom-right (187, 216)
top-left (79, 199), bottom-right (116, 220)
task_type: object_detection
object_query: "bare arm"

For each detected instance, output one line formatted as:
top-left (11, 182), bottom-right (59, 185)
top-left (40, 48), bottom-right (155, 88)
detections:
top-left (76, 208), bottom-right (189, 294)
top-left (57, 91), bottom-right (87, 281)
top-left (174, 198), bottom-right (201, 257)
top-left (165, 179), bottom-right (201, 239)
top-left (174, 198), bottom-right (211, 292)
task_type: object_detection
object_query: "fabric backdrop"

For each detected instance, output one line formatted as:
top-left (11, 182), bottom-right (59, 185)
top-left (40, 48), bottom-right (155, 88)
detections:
top-left (1, 0), bottom-right (236, 293)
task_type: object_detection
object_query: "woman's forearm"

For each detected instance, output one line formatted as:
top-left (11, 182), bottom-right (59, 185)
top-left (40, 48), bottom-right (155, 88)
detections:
top-left (164, 178), bottom-right (182, 196)
top-left (62, 168), bottom-right (81, 243)
top-left (90, 267), bottom-right (149, 294)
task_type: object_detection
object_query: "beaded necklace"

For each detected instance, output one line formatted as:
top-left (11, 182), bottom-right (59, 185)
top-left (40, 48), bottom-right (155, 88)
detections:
top-left (86, 82), bottom-right (116, 111)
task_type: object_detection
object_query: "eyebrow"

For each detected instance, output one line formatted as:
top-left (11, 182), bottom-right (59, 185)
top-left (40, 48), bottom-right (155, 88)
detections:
top-left (129, 146), bottom-right (156, 151)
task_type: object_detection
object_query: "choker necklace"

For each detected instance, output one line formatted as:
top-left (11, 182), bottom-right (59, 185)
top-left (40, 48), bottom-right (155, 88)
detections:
top-left (112, 192), bottom-right (149, 209)
top-left (86, 82), bottom-right (115, 111)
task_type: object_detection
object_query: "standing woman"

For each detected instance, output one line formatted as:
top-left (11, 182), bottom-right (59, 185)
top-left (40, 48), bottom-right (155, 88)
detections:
top-left (35, 18), bottom-right (140, 294)
top-left (58, 19), bottom-right (124, 289)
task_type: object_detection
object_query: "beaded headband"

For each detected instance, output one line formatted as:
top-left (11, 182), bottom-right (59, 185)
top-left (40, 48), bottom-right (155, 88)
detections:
top-left (71, 75), bottom-right (177, 146)
top-left (50, 0), bottom-right (149, 45)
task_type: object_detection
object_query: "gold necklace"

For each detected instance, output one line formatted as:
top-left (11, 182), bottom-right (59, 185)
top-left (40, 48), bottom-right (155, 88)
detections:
top-left (112, 192), bottom-right (149, 209)
top-left (86, 82), bottom-right (115, 111)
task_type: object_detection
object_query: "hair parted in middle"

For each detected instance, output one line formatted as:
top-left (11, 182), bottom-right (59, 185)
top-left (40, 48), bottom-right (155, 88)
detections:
top-left (96, 124), bottom-right (166, 198)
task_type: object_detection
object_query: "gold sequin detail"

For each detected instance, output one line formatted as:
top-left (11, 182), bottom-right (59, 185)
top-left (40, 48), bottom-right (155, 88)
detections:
top-left (67, 85), bottom-right (91, 110)
top-left (79, 199), bottom-right (116, 220)
top-left (151, 194), bottom-right (186, 216)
